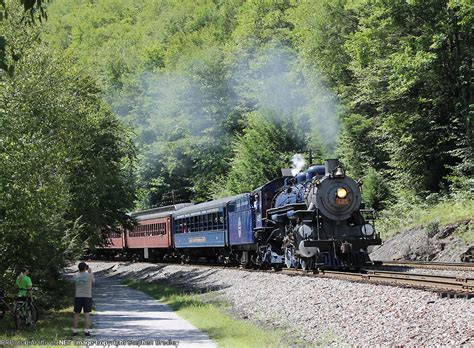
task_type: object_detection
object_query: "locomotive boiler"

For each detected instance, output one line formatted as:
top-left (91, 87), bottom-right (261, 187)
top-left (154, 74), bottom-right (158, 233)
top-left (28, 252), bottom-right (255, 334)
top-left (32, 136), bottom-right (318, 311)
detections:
top-left (267, 159), bottom-right (381, 270)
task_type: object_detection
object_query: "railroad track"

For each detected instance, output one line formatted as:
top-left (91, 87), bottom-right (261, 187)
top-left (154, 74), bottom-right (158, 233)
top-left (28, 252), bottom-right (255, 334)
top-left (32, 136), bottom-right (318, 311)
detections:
top-left (312, 270), bottom-right (474, 298)
top-left (243, 266), bottom-right (474, 298)
top-left (246, 266), bottom-right (474, 298)
top-left (375, 260), bottom-right (474, 272)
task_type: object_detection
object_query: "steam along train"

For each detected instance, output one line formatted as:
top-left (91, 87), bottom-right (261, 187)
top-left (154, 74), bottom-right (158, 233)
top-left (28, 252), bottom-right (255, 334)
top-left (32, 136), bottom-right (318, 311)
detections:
top-left (99, 159), bottom-right (381, 270)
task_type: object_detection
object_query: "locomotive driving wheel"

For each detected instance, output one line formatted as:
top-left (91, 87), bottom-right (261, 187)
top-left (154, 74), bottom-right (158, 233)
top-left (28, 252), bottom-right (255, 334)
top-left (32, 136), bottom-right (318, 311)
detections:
top-left (299, 257), bottom-right (314, 271)
top-left (284, 246), bottom-right (296, 268)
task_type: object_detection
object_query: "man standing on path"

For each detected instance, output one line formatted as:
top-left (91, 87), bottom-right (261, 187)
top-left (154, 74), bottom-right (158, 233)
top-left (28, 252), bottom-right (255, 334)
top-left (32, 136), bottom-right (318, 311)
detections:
top-left (73, 262), bottom-right (94, 336)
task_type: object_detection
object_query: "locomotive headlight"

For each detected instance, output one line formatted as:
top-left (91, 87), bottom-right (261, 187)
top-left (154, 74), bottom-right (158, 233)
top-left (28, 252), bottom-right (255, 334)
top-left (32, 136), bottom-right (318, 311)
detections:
top-left (336, 187), bottom-right (348, 199)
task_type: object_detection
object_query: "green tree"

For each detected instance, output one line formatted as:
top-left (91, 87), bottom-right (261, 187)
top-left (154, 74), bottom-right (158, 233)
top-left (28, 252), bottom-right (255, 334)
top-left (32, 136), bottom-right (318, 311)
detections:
top-left (41, 0), bottom-right (473, 210)
top-left (0, 0), bottom-right (47, 75)
top-left (362, 167), bottom-right (391, 211)
top-left (290, 0), bottom-right (473, 198)
top-left (0, 1), bottom-right (136, 284)
top-left (345, 0), bottom-right (472, 194)
top-left (45, 0), bottom-right (245, 205)
top-left (217, 110), bottom-right (304, 195)
top-left (287, 0), bottom-right (357, 93)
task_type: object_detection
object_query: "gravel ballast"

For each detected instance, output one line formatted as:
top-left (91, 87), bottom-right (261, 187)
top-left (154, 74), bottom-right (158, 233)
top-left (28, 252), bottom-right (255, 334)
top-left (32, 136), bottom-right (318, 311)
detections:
top-left (86, 261), bottom-right (473, 346)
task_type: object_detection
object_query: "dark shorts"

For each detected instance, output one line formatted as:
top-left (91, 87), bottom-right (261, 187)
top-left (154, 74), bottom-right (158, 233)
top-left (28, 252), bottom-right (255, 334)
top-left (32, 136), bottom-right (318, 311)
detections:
top-left (74, 297), bottom-right (92, 314)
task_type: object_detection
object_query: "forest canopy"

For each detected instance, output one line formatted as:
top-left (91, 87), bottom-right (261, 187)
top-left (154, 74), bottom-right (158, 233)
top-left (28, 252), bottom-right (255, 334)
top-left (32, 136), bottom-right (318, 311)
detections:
top-left (44, 0), bottom-right (472, 210)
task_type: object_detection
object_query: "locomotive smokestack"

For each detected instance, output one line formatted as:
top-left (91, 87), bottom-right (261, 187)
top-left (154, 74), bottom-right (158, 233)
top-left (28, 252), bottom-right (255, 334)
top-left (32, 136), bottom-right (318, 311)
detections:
top-left (325, 159), bottom-right (339, 175)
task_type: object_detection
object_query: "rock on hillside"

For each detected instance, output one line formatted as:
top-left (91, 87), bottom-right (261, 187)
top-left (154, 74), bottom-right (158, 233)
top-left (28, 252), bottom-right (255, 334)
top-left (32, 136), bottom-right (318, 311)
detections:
top-left (370, 220), bottom-right (473, 262)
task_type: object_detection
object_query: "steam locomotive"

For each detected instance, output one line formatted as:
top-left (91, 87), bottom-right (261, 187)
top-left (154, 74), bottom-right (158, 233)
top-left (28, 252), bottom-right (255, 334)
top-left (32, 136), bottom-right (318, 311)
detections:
top-left (99, 159), bottom-right (381, 270)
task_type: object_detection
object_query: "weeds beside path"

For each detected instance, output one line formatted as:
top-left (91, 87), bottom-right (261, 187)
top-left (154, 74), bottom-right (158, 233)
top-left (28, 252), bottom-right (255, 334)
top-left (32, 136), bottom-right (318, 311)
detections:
top-left (126, 280), bottom-right (287, 348)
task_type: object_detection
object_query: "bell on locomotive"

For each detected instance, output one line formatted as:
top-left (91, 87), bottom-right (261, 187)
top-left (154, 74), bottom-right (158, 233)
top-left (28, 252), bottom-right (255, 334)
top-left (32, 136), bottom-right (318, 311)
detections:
top-left (268, 158), bottom-right (381, 270)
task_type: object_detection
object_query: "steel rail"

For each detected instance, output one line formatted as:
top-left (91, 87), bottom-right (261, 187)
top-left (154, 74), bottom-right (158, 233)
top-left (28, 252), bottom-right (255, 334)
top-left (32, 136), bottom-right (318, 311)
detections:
top-left (280, 269), bottom-right (474, 297)
top-left (376, 260), bottom-right (474, 272)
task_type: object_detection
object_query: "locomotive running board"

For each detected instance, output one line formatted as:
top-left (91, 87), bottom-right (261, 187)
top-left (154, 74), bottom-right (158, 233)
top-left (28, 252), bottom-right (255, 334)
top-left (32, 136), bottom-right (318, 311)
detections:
top-left (304, 238), bottom-right (382, 248)
top-left (267, 203), bottom-right (307, 215)
top-left (291, 209), bottom-right (314, 220)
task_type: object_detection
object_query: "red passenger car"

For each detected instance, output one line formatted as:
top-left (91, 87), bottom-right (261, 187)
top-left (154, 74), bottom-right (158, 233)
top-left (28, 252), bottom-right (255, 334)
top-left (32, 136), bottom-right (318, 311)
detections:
top-left (126, 204), bottom-right (191, 260)
top-left (107, 227), bottom-right (126, 249)
top-left (95, 226), bottom-right (126, 259)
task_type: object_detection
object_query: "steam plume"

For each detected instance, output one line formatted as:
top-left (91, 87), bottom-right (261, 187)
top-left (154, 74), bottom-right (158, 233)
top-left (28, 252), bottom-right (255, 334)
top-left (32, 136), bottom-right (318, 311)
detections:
top-left (291, 154), bottom-right (306, 176)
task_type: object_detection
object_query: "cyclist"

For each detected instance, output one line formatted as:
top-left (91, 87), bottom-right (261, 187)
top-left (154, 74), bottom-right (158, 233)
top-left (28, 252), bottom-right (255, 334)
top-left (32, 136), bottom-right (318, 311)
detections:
top-left (15, 267), bottom-right (34, 325)
top-left (16, 267), bottom-right (32, 300)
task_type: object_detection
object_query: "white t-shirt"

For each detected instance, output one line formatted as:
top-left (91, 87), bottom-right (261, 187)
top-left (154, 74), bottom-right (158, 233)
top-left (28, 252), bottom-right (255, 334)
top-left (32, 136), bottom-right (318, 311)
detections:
top-left (74, 272), bottom-right (94, 298)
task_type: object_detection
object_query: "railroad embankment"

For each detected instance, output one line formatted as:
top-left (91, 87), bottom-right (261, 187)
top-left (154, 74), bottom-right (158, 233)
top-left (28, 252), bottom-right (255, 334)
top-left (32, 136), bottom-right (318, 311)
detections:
top-left (371, 219), bottom-right (472, 262)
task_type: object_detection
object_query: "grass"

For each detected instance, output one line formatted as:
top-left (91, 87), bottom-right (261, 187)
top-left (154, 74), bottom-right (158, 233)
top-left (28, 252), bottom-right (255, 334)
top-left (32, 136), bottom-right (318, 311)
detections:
top-left (454, 220), bottom-right (474, 244)
top-left (0, 307), bottom-right (80, 347)
top-left (378, 195), bottom-right (474, 240)
top-left (0, 279), bottom-right (81, 348)
top-left (125, 280), bottom-right (288, 348)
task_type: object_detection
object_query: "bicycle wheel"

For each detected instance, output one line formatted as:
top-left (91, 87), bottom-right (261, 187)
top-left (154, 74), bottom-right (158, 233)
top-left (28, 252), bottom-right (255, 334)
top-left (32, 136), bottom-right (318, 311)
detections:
top-left (31, 303), bottom-right (39, 323)
top-left (29, 303), bottom-right (38, 324)
top-left (14, 303), bottom-right (27, 330)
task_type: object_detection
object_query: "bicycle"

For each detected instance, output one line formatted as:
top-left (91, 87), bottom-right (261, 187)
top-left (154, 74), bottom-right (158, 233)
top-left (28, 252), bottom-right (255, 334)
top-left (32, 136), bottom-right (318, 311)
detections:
top-left (0, 288), bottom-right (39, 329)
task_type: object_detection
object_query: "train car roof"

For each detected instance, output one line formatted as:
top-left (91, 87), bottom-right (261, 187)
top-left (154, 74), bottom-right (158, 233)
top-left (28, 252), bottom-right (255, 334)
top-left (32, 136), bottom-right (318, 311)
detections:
top-left (173, 193), bottom-right (248, 218)
top-left (132, 203), bottom-right (193, 220)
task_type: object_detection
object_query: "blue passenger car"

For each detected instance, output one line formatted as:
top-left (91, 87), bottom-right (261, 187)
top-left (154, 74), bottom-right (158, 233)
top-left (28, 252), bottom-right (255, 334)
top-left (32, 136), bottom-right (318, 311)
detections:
top-left (172, 194), bottom-right (247, 249)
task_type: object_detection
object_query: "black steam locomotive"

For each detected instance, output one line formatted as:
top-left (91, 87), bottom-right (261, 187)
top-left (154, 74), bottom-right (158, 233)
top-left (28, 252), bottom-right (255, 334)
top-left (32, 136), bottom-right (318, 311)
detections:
top-left (255, 159), bottom-right (381, 270)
